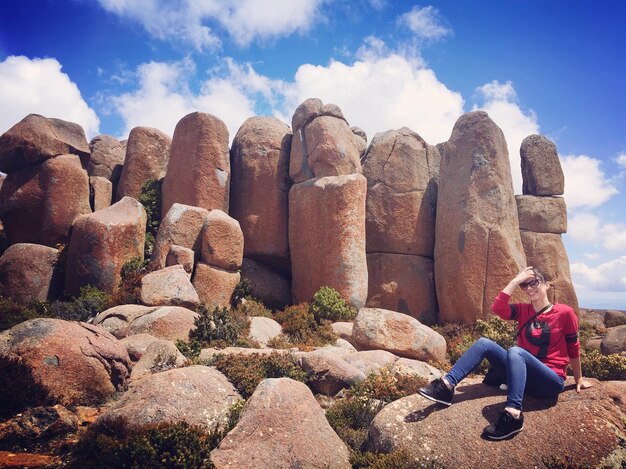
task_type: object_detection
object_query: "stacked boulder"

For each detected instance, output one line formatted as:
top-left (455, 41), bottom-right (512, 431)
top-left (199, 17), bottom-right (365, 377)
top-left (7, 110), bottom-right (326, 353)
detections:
top-left (362, 128), bottom-right (440, 323)
top-left (161, 112), bottom-right (230, 218)
top-left (435, 112), bottom-right (527, 323)
top-left (230, 117), bottom-right (292, 308)
top-left (87, 134), bottom-right (126, 210)
top-left (288, 99), bottom-right (368, 308)
top-left (517, 135), bottom-right (579, 312)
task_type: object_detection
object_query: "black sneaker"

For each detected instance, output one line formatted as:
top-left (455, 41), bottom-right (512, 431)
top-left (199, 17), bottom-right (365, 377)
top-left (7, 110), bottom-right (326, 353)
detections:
top-left (418, 378), bottom-right (454, 406)
top-left (483, 411), bottom-right (524, 440)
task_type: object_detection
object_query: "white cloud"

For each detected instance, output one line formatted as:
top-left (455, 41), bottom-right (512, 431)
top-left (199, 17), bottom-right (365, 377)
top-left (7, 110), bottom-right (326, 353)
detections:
top-left (560, 154), bottom-right (618, 208)
top-left (617, 153), bottom-right (626, 169)
top-left (0, 56), bottom-right (100, 138)
top-left (97, 0), bottom-right (327, 49)
top-left (278, 49), bottom-right (464, 145)
top-left (584, 253), bottom-right (600, 260)
top-left (571, 256), bottom-right (626, 292)
top-left (600, 222), bottom-right (626, 251)
top-left (397, 5), bottom-right (452, 41)
top-left (567, 212), bottom-right (600, 244)
top-left (473, 80), bottom-right (539, 194)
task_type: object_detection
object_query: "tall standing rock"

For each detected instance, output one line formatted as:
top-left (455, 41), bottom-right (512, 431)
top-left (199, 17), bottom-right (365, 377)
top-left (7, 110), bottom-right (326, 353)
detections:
top-left (289, 174), bottom-right (368, 308)
top-left (435, 111), bottom-right (526, 323)
top-left (230, 116), bottom-right (292, 272)
top-left (0, 154), bottom-right (91, 246)
top-left (0, 114), bottom-right (90, 173)
top-left (520, 134), bottom-right (564, 196)
top-left (65, 197), bottom-right (147, 297)
top-left (517, 134), bottom-right (578, 312)
top-left (289, 98), bottom-right (362, 183)
top-left (88, 135), bottom-right (126, 190)
top-left (362, 128), bottom-right (440, 322)
top-left (161, 112), bottom-right (230, 218)
top-left (116, 127), bottom-right (170, 201)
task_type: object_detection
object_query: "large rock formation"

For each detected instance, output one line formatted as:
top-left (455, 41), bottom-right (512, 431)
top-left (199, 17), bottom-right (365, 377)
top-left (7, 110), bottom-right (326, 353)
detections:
top-left (435, 111), bottom-right (526, 322)
top-left (0, 319), bottom-right (131, 407)
top-left (289, 174), bottom-right (367, 308)
top-left (0, 114), bottom-right (90, 173)
top-left (362, 127), bottom-right (440, 322)
top-left (240, 258), bottom-right (291, 310)
top-left (161, 112), bottom-right (230, 218)
top-left (211, 378), bottom-right (351, 469)
top-left (0, 154), bottom-right (91, 246)
top-left (230, 116), bottom-right (292, 272)
top-left (0, 243), bottom-right (63, 304)
top-left (366, 378), bottom-right (626, 468)
top-left (64, 197), bottom-right (146, 297)
top-left (517, 134), bottom-right (578, 313)
top-left (116, 126), bottom-right (171, 201)
top-left (521, 134), bottom-right (564, 196)
top-left (89, 176), bottom-right (112, 211)
top-left (289, 98), bottom-right (362, 183)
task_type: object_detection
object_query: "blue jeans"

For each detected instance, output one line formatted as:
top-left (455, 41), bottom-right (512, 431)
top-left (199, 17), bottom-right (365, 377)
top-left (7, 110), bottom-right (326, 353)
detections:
top-left (444, 337), bottom-right (565, 411)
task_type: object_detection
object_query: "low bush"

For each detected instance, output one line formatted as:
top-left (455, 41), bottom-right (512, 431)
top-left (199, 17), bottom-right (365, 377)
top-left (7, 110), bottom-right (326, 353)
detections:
top-left (231, 278), bottom-right (252, 307)
top-left (138, 179), bottom-right (162, 259)
top-left (117, 257), bottom-right (148, 304)
top-left (49, 285), bottom-right (112, 322)
top-left (0, 296), bottom-right (52, 332)
top-left (431, 322), bottom-right (478, 366)
top-left (347, 367), bottom-right (427, 404)
top-left (273, 303), bottom-right (337, 347)
top-left (234, 298), bottom-right (273, 318)
top-left (351, 450), bottom-right (446, 469)
top-left (0, 355), bottom-right (53, 419)
top-left (71, 417), bottom-right (217, 469)
top-left (190, 305), bottom-right (251, 349)
top-left (541, 455), bottom-right (593, 469)
top-left (310, 286), bottom-right (357, 323)
top-left (325, 397), bottom-right (384, 451)
top-left (475, 316), bottom-right (516, 349)
top-left (209, 351), bottom-right (307, 398)
top-left (580, 349), bottom-right (626, 380)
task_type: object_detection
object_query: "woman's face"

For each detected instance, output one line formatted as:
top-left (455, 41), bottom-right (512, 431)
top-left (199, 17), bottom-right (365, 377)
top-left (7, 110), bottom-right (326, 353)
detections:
top-left (522, 276), bottom-right (549, 301)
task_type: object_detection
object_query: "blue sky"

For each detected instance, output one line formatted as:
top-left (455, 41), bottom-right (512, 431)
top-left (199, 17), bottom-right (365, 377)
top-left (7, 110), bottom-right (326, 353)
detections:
top-left (1, 0), bottom-right (625, 309)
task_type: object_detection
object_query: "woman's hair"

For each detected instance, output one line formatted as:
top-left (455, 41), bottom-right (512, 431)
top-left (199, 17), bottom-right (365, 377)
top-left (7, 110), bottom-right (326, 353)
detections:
top-left (531, 267), bottom-right (548, 283)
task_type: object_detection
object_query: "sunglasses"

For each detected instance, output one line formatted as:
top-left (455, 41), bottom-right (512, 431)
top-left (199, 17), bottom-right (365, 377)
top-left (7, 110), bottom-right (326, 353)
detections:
top-left (519, 279), bottom-right (541, 290)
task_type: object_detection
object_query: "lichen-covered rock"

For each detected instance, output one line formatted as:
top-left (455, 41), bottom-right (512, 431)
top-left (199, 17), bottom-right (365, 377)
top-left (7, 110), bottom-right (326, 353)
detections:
top-left (366, 253), bottom-right (437, 324)
top-left (211, 378), bottom-right (351, 469)
top-left (519, 231), bottom-right (579, 314)
top-left (339, 349), bottom-right (398, 376)
top-left (89, 176), bottom-right (112, 211)
top-left (0, 243), bottom-right (63, 304)
top-left (88, 134), bottom-right (125, 184)
top-left (0, 114), bottom-right (90, 173)
top-left (231, 116), bottom-right (291, 271)
top-left (119, 333), bottom-right (159, 361)
top-left (149, 203), bottom-right (209, 271)
top-left (435, 111), bottom-right (526, 323)
top-left (98, 365), bottom-right (241, 430)
top-left (248, 316), bottom-right (282, 347)
top-left (116, 126), bottom-right (171, 201)
top-left (0, 319), bottom-right (131, 406)
top-left (92, 305), bottom-right (157, 339)
top-left (64, 197), bottom-right (146, 297)
top-left (516, 195), bottom-right (567, 234)
top-left (192, 262), bottom-right (240, 310)
top-left (240, 258), bottom-right (291, 310)
top-left (391, 357), bottom-right (442, 381)
top-left (352, 308), bottom-right (446, 362)
top-left (161, 112), bottom-right (230, 218)
top-left (200, 210), bottom-right (243, 271)
top-left (296, 350), bottom-right (365, 395)
top-left (165, 245), bottom-right (195, 276)
top-left (139, 265), bottom-right (200, 309)
top-left (363, 127), bottom-right (439, 257)
top-left (126, 306), bottom-right (199, 343)
top-left (129, 339), bottom-right (187, 381)
top-left (366, 377), bottom-right (625, 469)
top-left (521, 134), bottom-right (565, 196)
top-left (289, 174), bottom-right (367, 308)
top-left (0, 154), bottom-right (91, 246)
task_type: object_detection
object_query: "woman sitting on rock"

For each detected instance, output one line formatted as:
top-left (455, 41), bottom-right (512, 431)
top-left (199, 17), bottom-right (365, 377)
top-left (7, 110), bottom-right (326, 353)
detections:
top-left (418, 266), bottom-right (591, 440)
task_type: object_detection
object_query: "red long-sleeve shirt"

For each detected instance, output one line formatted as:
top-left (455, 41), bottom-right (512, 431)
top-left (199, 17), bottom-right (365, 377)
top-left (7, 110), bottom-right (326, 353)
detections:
top-left (492, 291), bottom-right (580, 378)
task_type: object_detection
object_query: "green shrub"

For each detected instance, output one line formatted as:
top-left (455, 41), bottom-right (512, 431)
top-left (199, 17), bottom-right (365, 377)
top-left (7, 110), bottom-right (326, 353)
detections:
top-left (176, 339), bottom-right (203, 361)
top-left (209, 352), bottom-right (307, 398)
top-left (580, 349), bottom-right (626, 380)
top-left (0, 296), bottom-right (53, 332)
top-left (235, 298), bottom-right (273, 318)
top-left (310, 286), bottom-right (357, 323)
top-left (138, 179), bottom-right (163, 259)
top-left (48, 285), bottom-right (112, 322)
top-left (347, 367), bottom-right (427, 403)
top-left (475, 316), bottom-right (516, 349)
top-left (231, 278), bottom-right (252, 306)
top-left (541, 454), bottom-right (592, 469)
top-left (71, 417), bottom-right (216, 469)
top-left (432, 322), bottom-right (478, 367)
top-left (578, 321), bottom-right (598, 351)
top-left (273, 303), bottom-right (337, 347)
top-left (0, 355), bottom-right (53, 419)
top-left (117, 256), bottom-right (148, 304)
top-left (190, 305), bottom-right (250, 349)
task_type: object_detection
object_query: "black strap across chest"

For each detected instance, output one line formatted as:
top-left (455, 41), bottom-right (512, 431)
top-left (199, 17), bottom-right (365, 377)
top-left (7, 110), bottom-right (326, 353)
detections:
top-left (513, 303), bottom-right (552, 341)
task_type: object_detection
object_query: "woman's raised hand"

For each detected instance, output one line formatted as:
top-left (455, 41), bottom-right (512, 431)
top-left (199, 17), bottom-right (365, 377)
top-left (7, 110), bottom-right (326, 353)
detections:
top-left (512, 266), bottom-right (535, 286)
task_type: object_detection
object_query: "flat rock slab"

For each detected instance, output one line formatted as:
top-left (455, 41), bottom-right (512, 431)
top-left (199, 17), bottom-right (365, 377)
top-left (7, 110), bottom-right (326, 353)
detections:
top-left (367, 378), bottom-right (626, 469)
